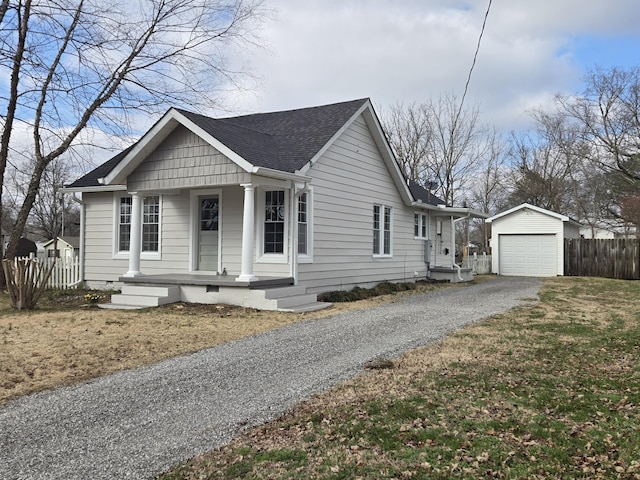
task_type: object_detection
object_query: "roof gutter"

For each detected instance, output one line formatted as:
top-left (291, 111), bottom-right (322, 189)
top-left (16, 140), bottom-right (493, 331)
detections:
top-left (62, 184), bottom-right (127, 193)
top-left (412, 202), bottom-right (489, 219)
top-left (252, 166), bottom-right (312, 183)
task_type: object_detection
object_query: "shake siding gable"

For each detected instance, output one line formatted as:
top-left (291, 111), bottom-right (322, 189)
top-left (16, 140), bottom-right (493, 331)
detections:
top-left (299, 115), bottom-right (426, 292)
top-left (128, 125), bottom-right (250, 191)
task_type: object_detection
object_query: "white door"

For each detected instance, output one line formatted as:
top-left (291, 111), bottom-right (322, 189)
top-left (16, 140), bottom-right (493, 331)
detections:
top-left (197, 196), bottom-right (219, 272)
top-left (499, 234), bottom-right (557, 276)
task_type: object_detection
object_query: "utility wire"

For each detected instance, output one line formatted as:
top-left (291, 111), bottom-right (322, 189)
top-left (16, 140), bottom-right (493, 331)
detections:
top-left (457, 0), bottom-right (492, 119)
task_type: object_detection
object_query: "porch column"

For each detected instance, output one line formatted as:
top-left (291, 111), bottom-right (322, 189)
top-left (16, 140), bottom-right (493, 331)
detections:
top-left (123, 193), bottom-right (143, 277)
top-left (237, 183), bottom-right (257, 281)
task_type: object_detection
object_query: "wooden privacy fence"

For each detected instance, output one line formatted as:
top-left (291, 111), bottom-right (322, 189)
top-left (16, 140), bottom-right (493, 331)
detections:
top-left (564, 238), bottom-right (639, 280)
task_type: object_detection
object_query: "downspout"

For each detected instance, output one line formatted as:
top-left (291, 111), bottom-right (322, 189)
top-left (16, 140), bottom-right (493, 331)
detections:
top-left (452, 212), bottom-right (471, 281)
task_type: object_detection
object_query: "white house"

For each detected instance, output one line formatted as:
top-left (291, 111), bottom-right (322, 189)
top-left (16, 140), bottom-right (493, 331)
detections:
top-left (66, 98), bottom-right (486, 310)
top-left (486, 203), bottom-right (581, 277)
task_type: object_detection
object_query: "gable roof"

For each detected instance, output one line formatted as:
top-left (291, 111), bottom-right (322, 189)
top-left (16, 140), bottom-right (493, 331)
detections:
top-left (176, 99), bottom-right (369, 173)
top-left (42, 236), bottom-right (80, 249)
top-left (67, 98), bottom-right (371, 189)
top-left (486, 203), bottom-right (581, 227)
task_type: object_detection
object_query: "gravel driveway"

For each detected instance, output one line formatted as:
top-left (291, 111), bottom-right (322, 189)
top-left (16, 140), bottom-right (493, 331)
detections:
top-left (0, 276), bottom-right (541, 479)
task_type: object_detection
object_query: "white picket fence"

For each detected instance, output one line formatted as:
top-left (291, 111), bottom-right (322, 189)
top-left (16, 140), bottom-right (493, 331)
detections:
top-left (15, 255), bottom-right (82, 289)
top-left (463, 253), bottom-right (492, 274)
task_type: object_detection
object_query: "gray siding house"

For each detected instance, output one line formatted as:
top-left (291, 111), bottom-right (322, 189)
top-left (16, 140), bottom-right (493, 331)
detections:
top-left (66, 98), bottom-right (485, 311)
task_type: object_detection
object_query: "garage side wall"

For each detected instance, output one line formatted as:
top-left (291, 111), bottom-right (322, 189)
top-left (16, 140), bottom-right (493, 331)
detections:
top-left (490, 209), bottom-right (565, 276)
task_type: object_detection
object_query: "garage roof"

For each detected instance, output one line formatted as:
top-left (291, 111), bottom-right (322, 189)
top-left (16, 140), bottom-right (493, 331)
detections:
top-left (486, 203), bottom-right (581, 227)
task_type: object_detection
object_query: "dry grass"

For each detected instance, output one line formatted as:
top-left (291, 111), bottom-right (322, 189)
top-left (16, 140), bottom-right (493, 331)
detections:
top-left (0, 280), bottom-right (464, 405)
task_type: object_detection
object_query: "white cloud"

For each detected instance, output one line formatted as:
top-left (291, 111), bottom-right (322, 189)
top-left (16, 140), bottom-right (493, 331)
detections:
top-left (220, 0), bottom-right (640, 132)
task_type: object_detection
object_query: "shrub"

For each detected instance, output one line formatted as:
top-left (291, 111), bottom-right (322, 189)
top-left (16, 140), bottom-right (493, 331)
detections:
top-left (318, 281), bottom-right (417, 303)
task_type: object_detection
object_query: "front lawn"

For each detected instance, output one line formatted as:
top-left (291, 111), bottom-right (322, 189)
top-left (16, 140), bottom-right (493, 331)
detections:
top-left (159, 277), bottom-right (640, 479)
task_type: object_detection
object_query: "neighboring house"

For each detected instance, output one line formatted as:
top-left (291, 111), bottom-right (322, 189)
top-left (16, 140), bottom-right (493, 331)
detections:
top-left (42, 236), bottom-right (80, 260)
top-left (65, 98), bottom-right (486, 310)
top-left (486, 203), bottom-right (581, 277)
top-left (579, 225), bottom-right (636, 239)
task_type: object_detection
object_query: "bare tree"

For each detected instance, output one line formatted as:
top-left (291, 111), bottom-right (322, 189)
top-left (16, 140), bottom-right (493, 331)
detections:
top-left (423, 94), bottom-right (486, 206)
top-left (382, 94), bottom-right (486, 206)
top-left (8, 156), bottom-right (80, 241)
top-left (505, 109), bottom-right (583, 215)
top-left (469, 127), bottom-right (508, 248)
top-left (558, 66), bottom-right (640, 183)
top-left (557, 66), bottom-right (640, 231)
top-left (0, 0), bottom-right (265, 266)
top-left (381, 102), bottom-right (432, 186)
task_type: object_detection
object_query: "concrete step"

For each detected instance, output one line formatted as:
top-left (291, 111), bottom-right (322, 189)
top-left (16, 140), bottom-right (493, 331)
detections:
top-left (121, 285), bottom-right (179, 298)
top-left (281, 302), bottom-right (333, 313)
top-left (274, 292), bottom-right (321, 309)
top-left (262, 285), bottom-right (307, 299)
top-left (107, 285), bottom-right (180, 308)
top-left (98, 303), bottom-right (146, 310)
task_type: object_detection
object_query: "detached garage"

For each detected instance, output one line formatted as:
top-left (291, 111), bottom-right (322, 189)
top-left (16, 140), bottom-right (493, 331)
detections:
top-left (486, 203), bottom-right (581, 277)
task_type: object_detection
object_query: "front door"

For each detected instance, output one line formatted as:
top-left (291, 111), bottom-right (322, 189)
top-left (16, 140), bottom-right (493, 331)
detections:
top-left (197, 196), bottom-right (219, 271)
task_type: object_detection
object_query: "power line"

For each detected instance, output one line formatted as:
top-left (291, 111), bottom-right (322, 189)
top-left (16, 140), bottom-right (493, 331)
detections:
top-left (455, 0), bottom-right (493, 122)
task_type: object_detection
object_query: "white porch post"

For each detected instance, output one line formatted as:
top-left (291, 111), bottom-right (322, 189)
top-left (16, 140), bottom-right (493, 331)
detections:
top-left (123, 193), bottom-right (143, 277)
top-left (237, 183), bottom-right (257, 281)
top-left (451, 215), bottom-right (456, 266)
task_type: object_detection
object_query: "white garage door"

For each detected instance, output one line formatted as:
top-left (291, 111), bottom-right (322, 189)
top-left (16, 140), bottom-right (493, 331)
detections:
top-left (499, 234), bottom-right (557, 277)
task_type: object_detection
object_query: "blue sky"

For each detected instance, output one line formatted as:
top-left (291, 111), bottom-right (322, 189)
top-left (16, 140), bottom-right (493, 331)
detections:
top-left (571, 35), bottom-right (640, 72)
top-left (215, 0), bottom-right (640, 133)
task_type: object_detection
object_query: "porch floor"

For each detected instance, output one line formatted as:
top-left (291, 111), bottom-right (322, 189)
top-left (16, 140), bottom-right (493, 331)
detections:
top-left (118, 274), bottom-right (295, 289)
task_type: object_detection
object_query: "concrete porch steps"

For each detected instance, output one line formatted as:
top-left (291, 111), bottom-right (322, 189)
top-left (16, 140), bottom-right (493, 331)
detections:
top-left (256, 285), bottom-right (332, 313)
top-left (100, 285), bottom-right (181, 310)
top-left (100, 283), bottom-right (332, 313)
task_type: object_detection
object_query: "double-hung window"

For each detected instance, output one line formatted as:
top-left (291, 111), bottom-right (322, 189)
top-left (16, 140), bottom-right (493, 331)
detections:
top-left (118, 197), bottom-right (133, 252)
top-left (373, 204), bottom-right (392, 256)
top-left (414, 213), bottom-right (428, 239)
top-left (142, 196), bottom-right (160, 252)
top-left (298, 192), bottom-right (308, 255)
top-left (116, 195), bottom-right (161, 257)
top-left (264, 190), bottom-right (285, 254)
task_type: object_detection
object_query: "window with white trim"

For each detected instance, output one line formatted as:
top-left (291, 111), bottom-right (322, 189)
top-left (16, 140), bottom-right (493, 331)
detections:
top-left (264, 190), bottom-right (286, 254)
top-left (373, 204), bottom-right (392, 256)
top-left (116, 194), bottom-right (161, 256)
top-left (298, 192), bottom-right (308, 255)
top-left (118, 196), bottom-right (132, 252)
top-left (142, 196), bottom-right (160, 252)
top-left (414, 212), bottom-right (428, 239)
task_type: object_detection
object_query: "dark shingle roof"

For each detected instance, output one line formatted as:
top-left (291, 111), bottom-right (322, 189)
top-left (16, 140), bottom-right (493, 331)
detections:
top-left (408, 179), bottom-right (446, 207)
top-left (68, 99), bottom-right (369, 188)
